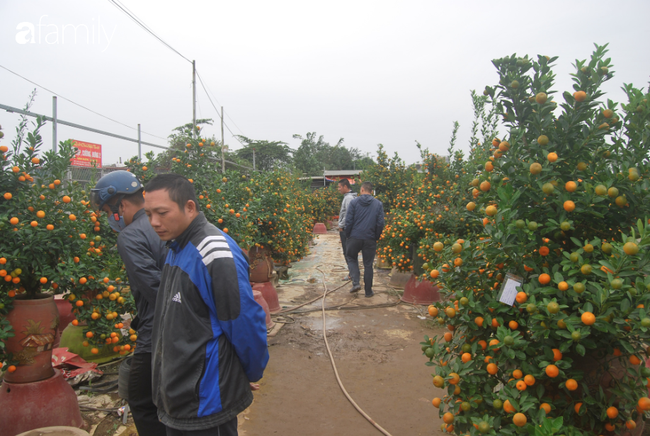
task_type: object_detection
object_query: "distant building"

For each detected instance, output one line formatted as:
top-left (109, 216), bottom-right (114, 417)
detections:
top-left (298, 176), bottom-right (336, 191)
top-left (323, 170), bottom-right (363, 186)
top-left (299, 170), bottom-right (364, 191)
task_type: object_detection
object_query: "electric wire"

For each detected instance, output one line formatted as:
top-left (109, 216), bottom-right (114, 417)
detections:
top-left (194, 70), bottom-right (247, 136)
top-left (7, 1), bottom-right (249, 150)
top-left (316, 266), bottom-right (394, 436)
top-left (107, 0), bottom-right (192, 64)
top-left (109, 0), bottom-right (251, 147)
top-left (195, 70), bottom-right (247, 146)
top-left (0, 64), bottom-right (167, 141)
top-left (108, 0), bottom-right (249, 145)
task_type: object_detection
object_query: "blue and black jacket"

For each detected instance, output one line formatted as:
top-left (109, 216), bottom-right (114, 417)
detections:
top-left (152, 213), bottom-right (269, 431)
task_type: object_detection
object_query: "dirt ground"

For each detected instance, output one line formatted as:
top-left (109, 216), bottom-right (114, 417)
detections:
top-left (237, 232), bottom-right (448, 436)
top-left (74, 231), bottom-right (449, 435)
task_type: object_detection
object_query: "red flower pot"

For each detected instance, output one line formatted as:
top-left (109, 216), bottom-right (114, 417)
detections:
top-left (252, 282), bottom-right (281, 313)
top-left (253, 290), bottom-right (274, 329)
top-left (401, 275), bottom-right (441, 305)
top-left (0, 369), bottom-right (83, 436)
top-left (53, 295), bottom-right (75, 348)
top-left (249, 246), bottom-right (275, 283)
top-left (3, 293), bottom-right (59, 383)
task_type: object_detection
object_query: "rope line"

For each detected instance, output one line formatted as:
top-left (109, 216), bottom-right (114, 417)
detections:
top-left (315, 266), bottom-right (394, 436)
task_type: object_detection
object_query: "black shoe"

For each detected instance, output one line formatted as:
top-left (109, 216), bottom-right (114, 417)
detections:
top-left (350, 285), bottom-right (361, 293)
top-left (365, 293), bottom-right (374, 298)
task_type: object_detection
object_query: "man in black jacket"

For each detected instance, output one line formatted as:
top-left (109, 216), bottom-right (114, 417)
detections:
top-left (91, 171), bottom-right (167, 436)
top-left (345, 181), bottom-right (385, 298)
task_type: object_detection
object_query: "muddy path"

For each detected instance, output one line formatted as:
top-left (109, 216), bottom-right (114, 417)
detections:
top-left (238, 232), bottom-right (447, 436)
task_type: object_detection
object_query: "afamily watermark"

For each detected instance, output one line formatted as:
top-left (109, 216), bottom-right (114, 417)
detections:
top-left (15, 15), bottom-right (116, 52)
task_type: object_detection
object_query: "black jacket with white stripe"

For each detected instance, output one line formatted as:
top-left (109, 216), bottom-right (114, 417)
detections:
top-left (152, 213), bottom-right (269, 431)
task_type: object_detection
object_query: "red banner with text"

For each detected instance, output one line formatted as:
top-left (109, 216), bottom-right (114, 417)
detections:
top-left (71, 140), bottom-right (102, 168)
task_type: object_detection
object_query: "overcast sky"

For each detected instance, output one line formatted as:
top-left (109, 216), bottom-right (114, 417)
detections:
top-left (1, 1), bottom-right (649, 168)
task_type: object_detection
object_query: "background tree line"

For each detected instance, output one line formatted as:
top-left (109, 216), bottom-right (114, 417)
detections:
top-left (234, 131), bottom-right (374, 175)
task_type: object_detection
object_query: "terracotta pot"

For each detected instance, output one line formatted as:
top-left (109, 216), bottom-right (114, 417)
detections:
top-left (252, 282), bottom-right (281, 313)
top-left (53, 296), bottom-right (75, 348)
top-left (388, 267), bottom-right (412, 288)
top-left (0, 369), bottom-right (83, 436)
top-left (249, 246), bottom-right (275, 283)
top-left (401, 274), bottom-right (441, 305)
top-left (3, 293), bottom-right (59, 383)
top-left (252, 290), bottom-right (274, 329)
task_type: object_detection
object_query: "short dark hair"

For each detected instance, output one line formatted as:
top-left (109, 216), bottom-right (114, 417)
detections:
top-left (361, 181), bottom-right (373, 193)
top-left (144, 173), bottom-right (198, 212)
top-left (338, 178), bottom-right (351, 189)
top-left (122, 189), bottom-right (144, 206)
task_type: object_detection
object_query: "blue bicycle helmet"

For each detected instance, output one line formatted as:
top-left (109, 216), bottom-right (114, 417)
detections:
top-left (90, 170), bottom-right (142, 212)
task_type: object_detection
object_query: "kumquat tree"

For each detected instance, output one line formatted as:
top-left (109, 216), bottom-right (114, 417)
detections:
top-left (124, 128), bottom-right (315, 266)
top-left (1, 106), bottom-right (351, 373)
top-left (306, 183), bottom-right (342, 226)
top-left (377, 93), bottom-right (498, 275)
top-left (421, 45), bottom-right (650, 435)
top-left (362, 144), bottom-right (418, 214)
top-left (0, 101), bottom-right (138, 369)
top-left (376, 149), bottom-right (468, 274)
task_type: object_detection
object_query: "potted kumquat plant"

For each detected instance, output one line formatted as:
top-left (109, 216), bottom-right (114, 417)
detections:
top-left (422, 45), bottom-right (650, 435)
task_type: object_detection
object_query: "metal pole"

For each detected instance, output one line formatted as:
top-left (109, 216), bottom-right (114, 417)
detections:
top-left (220, 106), bottom-right (225, 173)
top-left (192, 60), bottom-right (196, 139)
top-left (0, 102), bottom-right (167, 149)
top-left (137, 124), bottom-right (141, 160)
top-left (253, 148), bottom-right (256, 171)
top-left (52, 96), bottom-right (58, 153)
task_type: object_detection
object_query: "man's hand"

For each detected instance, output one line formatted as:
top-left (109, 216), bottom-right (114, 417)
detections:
top-left (250, 383), bottom-right (260, 391)
top-left (338, 227), bottom-right (343, 232)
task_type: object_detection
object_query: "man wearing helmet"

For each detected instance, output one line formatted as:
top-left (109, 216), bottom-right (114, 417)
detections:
top-left (91, 170), bottom-right (167, 435)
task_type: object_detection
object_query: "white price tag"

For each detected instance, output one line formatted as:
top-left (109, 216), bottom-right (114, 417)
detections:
top-left (497, 273), bottom-right (523, 306)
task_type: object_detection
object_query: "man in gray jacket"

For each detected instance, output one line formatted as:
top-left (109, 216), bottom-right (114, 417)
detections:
top-left (337, 179), bottom-right (357, 281)
top-left (91, 171), bottom-right (167, 436)
top-left (345, 181), bottom-right (385, 298)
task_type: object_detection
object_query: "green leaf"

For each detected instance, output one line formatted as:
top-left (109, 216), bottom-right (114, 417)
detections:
top-left (620, 299), bottom-right (630, 313)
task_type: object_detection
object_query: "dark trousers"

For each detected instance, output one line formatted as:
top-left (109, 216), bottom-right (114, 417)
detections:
top-left (165, 417), bottom-right (238, 436)
top-left (346, 238), bottom-right (376, 295)
top-left (339, 230), bottom-right (352, 273)
top-left (128, 352), bottom-right (167, 436)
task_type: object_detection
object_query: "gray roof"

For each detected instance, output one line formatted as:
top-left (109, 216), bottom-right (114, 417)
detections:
top-left (323, 170), bottom-right (363, 176)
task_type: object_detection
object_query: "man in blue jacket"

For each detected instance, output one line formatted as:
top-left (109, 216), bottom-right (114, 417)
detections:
top-left (345, 181), bottom-right (385, 298)
top-left (144, 173), bottom-right (269, 436)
